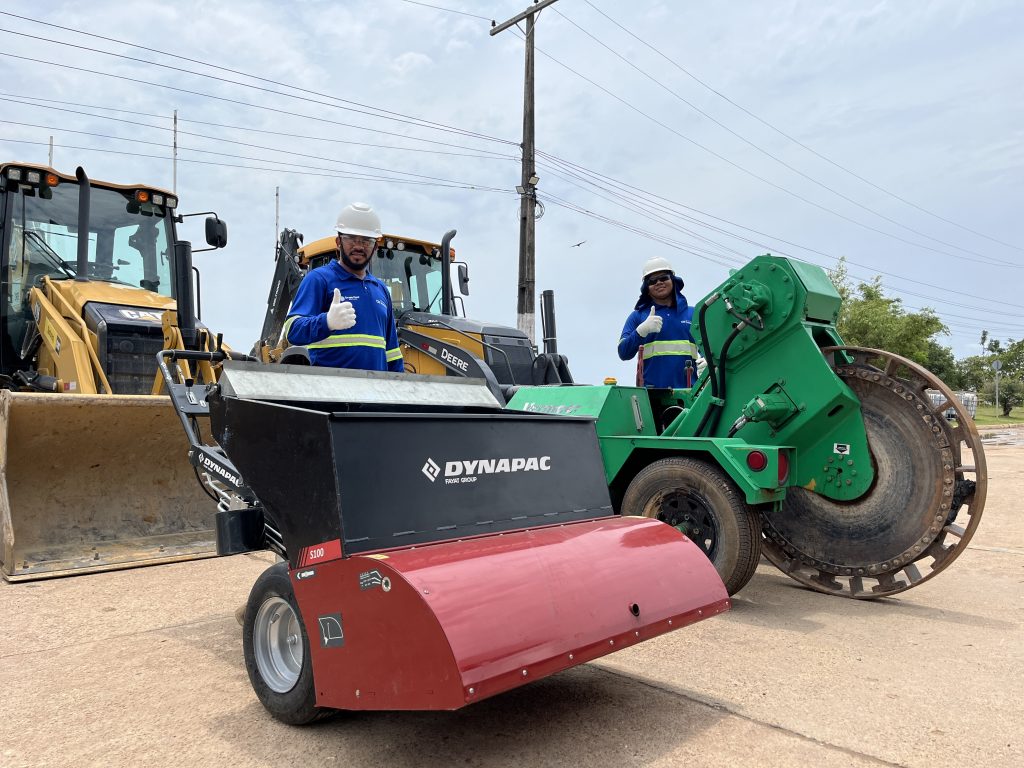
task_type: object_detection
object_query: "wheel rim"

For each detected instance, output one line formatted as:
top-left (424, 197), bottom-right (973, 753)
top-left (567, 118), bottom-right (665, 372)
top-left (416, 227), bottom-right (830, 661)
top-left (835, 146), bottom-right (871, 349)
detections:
top-left (253, 596), bottom-right (303, 693)
top-left (653, 489), bottom-right (719, 558)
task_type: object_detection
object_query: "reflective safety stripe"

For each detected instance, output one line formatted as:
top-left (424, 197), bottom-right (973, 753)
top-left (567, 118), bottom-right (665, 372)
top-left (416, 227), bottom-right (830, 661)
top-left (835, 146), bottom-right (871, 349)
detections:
top-left (643, 340), bottom-right (698, 358)
top-left (385, 347), bottom-right (403, 362)
top-left (307, 333), bottom-right (387, 350)
top-left (282, 316), bottom-right (297, 344)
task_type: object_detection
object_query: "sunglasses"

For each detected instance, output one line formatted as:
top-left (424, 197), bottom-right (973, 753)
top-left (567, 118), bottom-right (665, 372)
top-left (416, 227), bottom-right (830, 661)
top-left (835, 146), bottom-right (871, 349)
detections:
top-left (645, 273), bottom-right (673, 286)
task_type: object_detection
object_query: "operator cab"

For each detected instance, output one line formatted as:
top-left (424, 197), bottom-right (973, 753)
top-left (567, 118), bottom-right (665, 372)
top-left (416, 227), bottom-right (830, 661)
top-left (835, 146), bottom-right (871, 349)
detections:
top-left (0, 162), bottom-right (226, 393)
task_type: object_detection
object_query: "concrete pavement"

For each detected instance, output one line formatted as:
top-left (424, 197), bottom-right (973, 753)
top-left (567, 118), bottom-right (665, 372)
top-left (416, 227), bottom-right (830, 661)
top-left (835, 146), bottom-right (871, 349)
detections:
top-left (1, 442), bottom-right (1020, 768)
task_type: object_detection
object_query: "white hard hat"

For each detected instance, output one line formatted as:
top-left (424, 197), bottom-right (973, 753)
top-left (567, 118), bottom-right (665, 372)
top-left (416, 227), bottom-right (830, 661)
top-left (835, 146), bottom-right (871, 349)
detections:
top-left (642, 256), bottom-right (674, 279)
top-left (335, 202), bottom-right (382, 239)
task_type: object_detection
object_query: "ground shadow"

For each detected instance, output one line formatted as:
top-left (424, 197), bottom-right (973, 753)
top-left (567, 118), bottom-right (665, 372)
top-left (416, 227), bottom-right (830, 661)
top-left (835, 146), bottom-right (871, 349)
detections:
top-left (208, 663), bottom-right (730, 768)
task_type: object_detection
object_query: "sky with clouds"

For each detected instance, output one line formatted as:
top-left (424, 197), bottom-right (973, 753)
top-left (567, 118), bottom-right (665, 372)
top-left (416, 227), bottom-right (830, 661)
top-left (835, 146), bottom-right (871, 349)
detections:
top-left (1, 0), bottom-right (1020, 385)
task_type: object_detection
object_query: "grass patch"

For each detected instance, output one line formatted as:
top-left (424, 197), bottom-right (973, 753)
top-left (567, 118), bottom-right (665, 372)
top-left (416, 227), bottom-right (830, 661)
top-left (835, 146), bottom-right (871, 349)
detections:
top-left (971, 404), bottom-right (1024, 426)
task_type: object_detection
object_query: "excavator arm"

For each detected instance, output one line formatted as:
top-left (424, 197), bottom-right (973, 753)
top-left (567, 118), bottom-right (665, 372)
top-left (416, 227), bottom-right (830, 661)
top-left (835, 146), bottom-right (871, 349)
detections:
top-left (253, 228), bottom-right (305, 358)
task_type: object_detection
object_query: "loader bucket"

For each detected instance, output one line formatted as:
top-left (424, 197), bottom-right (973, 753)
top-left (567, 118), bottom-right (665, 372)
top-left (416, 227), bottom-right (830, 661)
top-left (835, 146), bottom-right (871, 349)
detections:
top-left (0, 391), bottom-right (216, 581)
top-left (207, 363), bottom-right (729, 710)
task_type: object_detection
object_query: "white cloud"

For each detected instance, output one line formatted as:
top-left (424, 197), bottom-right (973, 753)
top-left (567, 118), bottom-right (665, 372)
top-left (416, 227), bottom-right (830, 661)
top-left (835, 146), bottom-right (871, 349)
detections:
top-left (390, 51), bottom-right (433, 77)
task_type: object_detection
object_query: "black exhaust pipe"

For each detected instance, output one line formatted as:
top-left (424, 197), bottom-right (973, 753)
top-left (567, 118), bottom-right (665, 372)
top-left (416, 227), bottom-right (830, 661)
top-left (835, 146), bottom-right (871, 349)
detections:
top-left (174, 240), bottom-right (197, 347)
top-left (541, 289), bottom-right (558, 354)
top-left (74, 167), bottom-right (91, 282)
top-left (440, 229), bottom-right (456, 316)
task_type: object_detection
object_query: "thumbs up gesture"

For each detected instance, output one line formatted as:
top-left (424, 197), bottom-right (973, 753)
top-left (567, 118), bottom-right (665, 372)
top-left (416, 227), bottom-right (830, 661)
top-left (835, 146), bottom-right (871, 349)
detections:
top-left (326, 288), bottom-right (357, 330)
top-left (636, 306), bottom-right (663, 337)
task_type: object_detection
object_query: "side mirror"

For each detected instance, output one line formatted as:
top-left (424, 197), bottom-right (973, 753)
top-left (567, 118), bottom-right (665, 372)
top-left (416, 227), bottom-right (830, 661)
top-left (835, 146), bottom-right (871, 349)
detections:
top-left (205, 217), bottom-right (228, 249)
top-left (457, 263), bottom-right (470, 296)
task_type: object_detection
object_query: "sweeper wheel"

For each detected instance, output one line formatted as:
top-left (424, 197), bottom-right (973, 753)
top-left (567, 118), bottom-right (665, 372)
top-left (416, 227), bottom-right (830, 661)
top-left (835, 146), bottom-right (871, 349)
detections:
top-left (243, 562), bottom-right (330, 725)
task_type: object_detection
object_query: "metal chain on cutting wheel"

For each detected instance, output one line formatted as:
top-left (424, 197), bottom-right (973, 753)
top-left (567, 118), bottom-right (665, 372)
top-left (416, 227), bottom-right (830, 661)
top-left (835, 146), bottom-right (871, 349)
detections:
top-left (760, 346), bottom-right (987, 599)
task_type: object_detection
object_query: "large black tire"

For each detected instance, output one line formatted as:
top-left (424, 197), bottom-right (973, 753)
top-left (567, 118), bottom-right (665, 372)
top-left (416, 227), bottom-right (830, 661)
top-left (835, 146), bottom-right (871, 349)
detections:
top-left (242, 562), bottom-right (328, 725)
top-left (621, 457), bottom-right (762, 595)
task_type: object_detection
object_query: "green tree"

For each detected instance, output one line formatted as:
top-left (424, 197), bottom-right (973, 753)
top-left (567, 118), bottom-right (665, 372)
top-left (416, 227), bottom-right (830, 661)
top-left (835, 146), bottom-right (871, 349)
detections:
top-left (924, 341), bottom-right (962, 389)
top-left (828, 258), bottom-right (950, 369)
top-left (956, 355), bottom-right (993, 392)
top-left (999, 338), bottom-right (1024, 378)
top-left (983, 376), bottom-right (1024, 417)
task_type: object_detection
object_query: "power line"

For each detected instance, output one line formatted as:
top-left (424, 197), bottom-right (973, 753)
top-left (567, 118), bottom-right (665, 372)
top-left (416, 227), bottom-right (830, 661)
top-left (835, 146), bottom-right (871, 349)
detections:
top-left (552, 5), bottom-right (1008, 264)
top-left (541, 183), bottom-right (1022, 343)
top-left (0, 13), bottom-right (514, 147)
top-left (395, 0), bottom-right (491, 20)
top-left (582, 0), bottom-right (1022, 255)
top-left (537, 154), bottom-right (1024, 317)
top-left (5, 13), bottom-right (1013, 328)
top-left (513, 28), bottom-right (1019, 269)
top-left (535, 150), bottom-right (1024, 312)
top-left (0, 92), bottom-right (515, 160)
top-left (0, 97), bottom-right (517, 174)
top-left (19, 39), bottom-right (995, 309)
top-left (538, 191), bottom-right (737, 267)
top-left (0, 51), bottom-right (511, 156)
top-left (0, 122), bottom-right (512, 191)
top-left (0, 137), bottom-right (518, 194)
top-left (536, 161), bottom-right (752, 263)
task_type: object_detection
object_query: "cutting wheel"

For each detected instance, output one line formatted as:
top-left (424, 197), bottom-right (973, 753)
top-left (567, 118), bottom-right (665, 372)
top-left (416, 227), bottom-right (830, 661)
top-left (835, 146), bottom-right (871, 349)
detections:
top-left (761, 347), bottom-right (987, 599)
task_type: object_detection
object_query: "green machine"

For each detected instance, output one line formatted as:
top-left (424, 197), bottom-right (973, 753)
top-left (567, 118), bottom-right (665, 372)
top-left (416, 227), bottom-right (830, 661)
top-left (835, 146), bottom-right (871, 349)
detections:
top-left (507, 255), bottom-right (987, 599)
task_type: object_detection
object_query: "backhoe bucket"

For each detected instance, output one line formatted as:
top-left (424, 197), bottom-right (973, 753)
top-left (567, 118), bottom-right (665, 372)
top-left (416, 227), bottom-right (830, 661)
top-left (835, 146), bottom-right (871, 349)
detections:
top-left (208, 363), bottom-right (729, 709)
top-left (0, 391), bottom-right (216, 581)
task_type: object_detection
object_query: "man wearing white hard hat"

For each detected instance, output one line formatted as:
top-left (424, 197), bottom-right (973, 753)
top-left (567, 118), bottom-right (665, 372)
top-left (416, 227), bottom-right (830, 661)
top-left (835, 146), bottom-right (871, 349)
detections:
top-left (617, 257), bottom-right (701, 388)
top-left (283, 202), bottom-right (404, 372)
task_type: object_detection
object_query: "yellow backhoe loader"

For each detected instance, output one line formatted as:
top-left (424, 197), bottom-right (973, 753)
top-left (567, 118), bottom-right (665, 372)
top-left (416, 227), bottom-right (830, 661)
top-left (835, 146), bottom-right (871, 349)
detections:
top-left (0, 161), bottom-right (230, 580)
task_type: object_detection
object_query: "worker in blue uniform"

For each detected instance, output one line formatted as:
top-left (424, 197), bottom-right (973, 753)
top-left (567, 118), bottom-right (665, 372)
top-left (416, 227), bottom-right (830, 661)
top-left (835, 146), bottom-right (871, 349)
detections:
top-left (617, 257), bottom-right (704, 388)
top-left (283, 202), bottom-right (404, 372)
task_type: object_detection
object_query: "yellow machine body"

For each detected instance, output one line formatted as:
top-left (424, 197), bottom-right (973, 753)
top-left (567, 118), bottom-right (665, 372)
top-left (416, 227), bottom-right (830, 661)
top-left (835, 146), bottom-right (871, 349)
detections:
top-left (0, 161), bottom-right (225, 580)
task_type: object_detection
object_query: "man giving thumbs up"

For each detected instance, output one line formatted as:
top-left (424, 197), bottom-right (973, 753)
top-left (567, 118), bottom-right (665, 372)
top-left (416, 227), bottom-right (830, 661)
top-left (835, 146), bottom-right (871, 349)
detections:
top-left (617, 257), bottom-right (700, 389)
top-left (283, 202), bottom-right (404, 372)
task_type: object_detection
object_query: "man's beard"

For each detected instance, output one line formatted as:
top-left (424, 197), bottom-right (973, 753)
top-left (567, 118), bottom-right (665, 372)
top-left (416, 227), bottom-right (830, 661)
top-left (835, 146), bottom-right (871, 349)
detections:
top-left (340, 247), bottom-right (373, 271)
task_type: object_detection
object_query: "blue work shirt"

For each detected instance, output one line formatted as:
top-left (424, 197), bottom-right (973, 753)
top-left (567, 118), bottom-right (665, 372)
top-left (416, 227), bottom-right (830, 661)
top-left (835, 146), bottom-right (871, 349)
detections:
top-left (284, 260), bottom-right (404, 372)
top-left (617, 275), bottom-right (698, 388)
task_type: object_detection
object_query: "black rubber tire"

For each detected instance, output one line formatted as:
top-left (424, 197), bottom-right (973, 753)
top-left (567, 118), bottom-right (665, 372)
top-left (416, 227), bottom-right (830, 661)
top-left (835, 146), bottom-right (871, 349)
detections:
top-left (621, 457), bottom-right (762, 596)
top-left (242, 562), bottom-right (328, 725)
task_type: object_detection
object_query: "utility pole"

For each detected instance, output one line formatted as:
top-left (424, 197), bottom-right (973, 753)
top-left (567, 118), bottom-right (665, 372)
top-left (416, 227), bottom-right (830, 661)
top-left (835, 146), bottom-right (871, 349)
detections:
top-left (275, 186), bottom-right (280, 251)
top-left (48, 135), bottom-right (53, 167)
top-left (172, 109), bottom-right (178, 194)
top-left (491, 0), bottom-right (558, 346)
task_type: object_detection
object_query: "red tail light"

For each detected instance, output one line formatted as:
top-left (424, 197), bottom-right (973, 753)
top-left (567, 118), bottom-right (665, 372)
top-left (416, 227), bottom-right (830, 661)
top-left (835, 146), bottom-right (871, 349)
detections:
top-left (746, 450), bottom-right (768, 472)
top-left (778, 451), bottom-right (790, 485)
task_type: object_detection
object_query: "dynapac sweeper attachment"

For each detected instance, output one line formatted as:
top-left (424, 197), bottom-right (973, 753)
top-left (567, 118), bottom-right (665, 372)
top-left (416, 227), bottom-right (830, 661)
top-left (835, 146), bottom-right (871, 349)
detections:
top-left (160, 355), bottom-right (728, 724)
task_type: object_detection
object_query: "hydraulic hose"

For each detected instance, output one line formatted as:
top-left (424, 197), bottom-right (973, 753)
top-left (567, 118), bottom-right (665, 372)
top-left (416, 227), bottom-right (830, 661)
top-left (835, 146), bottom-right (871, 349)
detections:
top-left (697, 296), bottom-right (719, 399)
top-left (693, 294), bottom-right (723, 437)
top-left (704, 324), bottom-right (744, 436)
top-left (694, 322), bottom-right (743, 437)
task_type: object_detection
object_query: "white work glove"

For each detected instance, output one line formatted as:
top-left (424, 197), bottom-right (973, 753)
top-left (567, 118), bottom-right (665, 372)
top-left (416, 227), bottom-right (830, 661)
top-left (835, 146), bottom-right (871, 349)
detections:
top-left (635, 306), bottom-right (663, 338)
top-left (695, 356), bottom-right (707, 377)
top-left (326, 288), bottom-right (356, 331)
